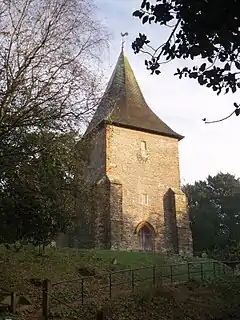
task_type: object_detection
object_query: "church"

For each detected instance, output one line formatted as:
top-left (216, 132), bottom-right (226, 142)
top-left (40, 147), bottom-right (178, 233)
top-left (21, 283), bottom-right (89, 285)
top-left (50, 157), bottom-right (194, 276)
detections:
top-left (73, 48), bottom-right (192, 253)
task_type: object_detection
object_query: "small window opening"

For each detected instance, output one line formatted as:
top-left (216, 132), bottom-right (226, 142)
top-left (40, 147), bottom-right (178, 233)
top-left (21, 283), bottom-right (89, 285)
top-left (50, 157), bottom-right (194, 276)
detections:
top-left (142, 194), bottom-right (148, 205)
top-left (140, 141), bottom-right (147, 152)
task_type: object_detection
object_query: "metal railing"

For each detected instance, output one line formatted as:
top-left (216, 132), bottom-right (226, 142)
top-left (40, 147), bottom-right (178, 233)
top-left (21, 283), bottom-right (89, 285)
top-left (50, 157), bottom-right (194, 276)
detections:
top-left (42, 260), bottom-right (240, 319)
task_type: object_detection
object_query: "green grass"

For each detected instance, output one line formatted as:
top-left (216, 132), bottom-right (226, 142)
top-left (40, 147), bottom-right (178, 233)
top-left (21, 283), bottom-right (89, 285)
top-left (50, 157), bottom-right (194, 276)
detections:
top-left (0, 246), bottom-right (172, 316)
top-left (0, 245), bottom-right (235, 319)
top-left (0, 246), bottom-right (178, 293)
top-left (0, 245), bottom-right (193, 290)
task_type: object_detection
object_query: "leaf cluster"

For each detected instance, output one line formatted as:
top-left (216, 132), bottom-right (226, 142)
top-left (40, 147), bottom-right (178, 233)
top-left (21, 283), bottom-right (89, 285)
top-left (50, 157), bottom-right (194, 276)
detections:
top-left (133, 0), bottom-right (240, 94)
top-left (0, 131), bottom-right (81, 246)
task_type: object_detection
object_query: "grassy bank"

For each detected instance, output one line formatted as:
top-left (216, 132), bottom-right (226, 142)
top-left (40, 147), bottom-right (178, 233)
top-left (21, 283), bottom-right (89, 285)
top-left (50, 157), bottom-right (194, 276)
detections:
top-left (0, 245), bottom-right (235, 319)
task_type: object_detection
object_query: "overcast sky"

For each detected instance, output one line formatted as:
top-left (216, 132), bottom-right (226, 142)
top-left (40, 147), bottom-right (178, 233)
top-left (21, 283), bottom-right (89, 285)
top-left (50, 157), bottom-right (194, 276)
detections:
top-left (95, 0), bottom-right (240, 184)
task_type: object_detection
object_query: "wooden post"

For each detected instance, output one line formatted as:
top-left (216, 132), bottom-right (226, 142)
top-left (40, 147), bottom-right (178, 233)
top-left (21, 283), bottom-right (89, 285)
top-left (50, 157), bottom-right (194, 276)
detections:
top-left (42, 279), bottom-right (51, 320)
top-left (152, 265), bottom-right (156, 287)
top-left (10, 292), bottom-right (17, 313)
top-left (170, 265), bottom-right (173, 284)
top-left (223, 263), bottom-right (226, 275)
top-left (213, 261), bottom-right (216, 279)
top-left (96, 309), bottom-right (104, 320)
top-left (131, 270), bottom-right (135, 292)
top-left (81, 278), bottom-right (84, 305)
top-left (187, 263), bottom-right (191, 281)
top-left (109, 273), bottom-right (112, 299)
top-left (200, 263), bottom-right (204, 281)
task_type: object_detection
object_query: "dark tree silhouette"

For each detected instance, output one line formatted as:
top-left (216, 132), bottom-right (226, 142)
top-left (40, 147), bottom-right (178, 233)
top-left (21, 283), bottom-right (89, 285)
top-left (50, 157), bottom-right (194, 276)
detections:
top-left (183, 173), bottom-right (240, 255)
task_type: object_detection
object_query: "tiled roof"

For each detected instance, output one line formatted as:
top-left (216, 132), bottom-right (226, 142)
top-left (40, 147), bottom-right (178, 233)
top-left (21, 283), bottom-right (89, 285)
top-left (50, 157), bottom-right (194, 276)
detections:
top-left (84, 50), bottom-right (183, 140)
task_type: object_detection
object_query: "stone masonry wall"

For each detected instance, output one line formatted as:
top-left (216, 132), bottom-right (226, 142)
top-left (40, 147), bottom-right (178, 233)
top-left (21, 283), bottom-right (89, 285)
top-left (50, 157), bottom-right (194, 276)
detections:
top-left (86, 127), bottom-right (106, 183)
top-left (163, 189), bottom-right (179, 253)
top-left (93, 177), bottom-right (111, 249)
top-left (106, 124), bottom-right (190, 252)
top-left (109, 179), bottom-right (123, 250)
top-left (173, 190), bottom-right (192, 252)
top-left (74, 127), bottom-right (108, 248)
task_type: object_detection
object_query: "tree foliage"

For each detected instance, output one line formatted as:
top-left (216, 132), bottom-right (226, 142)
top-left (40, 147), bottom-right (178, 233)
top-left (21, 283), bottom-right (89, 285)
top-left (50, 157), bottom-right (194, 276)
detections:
top-left (0, 0), bottom-right (108, 246)
top-left (183, 173), bottom-right (240, 255)
top-left (0, 131), bottom-right (80, 246)
top-left (132, 0), bottom-right (240, 95)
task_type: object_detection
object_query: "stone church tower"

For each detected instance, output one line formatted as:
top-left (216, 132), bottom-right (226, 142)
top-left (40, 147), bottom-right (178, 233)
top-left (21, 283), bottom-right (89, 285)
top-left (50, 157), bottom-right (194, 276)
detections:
top-left (77, 50), bottom-right (192, 253)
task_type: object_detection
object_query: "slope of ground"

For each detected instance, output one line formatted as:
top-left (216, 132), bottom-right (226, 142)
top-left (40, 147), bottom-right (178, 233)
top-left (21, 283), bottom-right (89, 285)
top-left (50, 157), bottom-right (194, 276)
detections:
top-left (0, 246), bottom-right (181, 297)
top-left (0, 245), bottom-right (235, 319)
top-left (98, 278), bottom-right (240, 320)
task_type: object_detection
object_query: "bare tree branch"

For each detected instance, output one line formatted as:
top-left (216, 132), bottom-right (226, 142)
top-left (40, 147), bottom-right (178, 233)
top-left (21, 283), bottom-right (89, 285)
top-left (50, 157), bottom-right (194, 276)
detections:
top-left (203, 103), bottom-right (240, 124)
top-left (0, 0), bottom-right (109, 154)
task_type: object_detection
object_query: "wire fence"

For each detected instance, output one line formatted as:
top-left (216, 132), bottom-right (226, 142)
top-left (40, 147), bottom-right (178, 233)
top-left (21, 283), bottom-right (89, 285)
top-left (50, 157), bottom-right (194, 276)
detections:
top-left (42, 260), bottom-right (240, 319)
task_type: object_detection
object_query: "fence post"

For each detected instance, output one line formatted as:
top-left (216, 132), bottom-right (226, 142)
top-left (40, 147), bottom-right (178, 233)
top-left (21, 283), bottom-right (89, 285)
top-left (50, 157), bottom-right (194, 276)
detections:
top-left (152, 265), bottom-right (156, 287)
top-left (213, 261), bottom-right (216, 279)
top-left (10, 292), bottom-right (17, 314)
top-left (200, 263), bottom-right (204, 281)
top-left (96, 309), bottom-right (104, 320)
top-left (131, 270), bottom-right (135, 292)
top-left (81, 278), bottom-right (84, 305)
top-left (223, 263), bottom-right (226, 275)
top-left (170, 265), bottom-right (173, 284)
top-left (109, 273), bottom-right (112, 299)
top-left (187, 263), bottom-right (191, 281)
top-left (42, 279), bottom-right (51, 320)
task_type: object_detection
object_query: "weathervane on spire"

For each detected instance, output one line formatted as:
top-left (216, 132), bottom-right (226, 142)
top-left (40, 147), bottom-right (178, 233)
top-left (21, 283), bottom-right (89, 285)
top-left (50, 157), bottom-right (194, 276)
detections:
top-left (121, 32), bottom-right (129, 51)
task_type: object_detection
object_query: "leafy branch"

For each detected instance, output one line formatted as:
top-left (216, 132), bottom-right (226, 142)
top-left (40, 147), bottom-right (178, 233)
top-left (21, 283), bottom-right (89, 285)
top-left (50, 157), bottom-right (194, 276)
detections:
top-left (132, 0), bottom-right (240, 95)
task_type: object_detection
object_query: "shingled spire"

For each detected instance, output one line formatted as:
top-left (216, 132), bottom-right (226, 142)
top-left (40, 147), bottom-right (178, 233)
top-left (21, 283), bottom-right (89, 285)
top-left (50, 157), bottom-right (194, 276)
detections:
top-left (84, 50), bottom-right (183, 140)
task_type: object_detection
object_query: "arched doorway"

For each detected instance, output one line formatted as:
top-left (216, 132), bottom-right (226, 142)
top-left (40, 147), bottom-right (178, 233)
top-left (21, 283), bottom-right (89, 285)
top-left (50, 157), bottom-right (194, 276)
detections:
top-left (135, 222), bottom-right (155, 252)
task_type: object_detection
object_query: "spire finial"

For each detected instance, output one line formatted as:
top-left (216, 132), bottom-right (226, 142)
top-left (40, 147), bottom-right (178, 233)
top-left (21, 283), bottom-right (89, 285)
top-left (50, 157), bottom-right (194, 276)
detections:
top-left (121, 32), bottom-right (128, 51)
